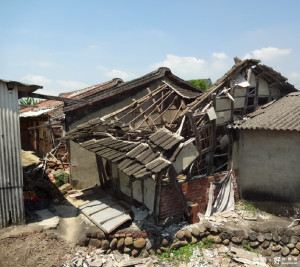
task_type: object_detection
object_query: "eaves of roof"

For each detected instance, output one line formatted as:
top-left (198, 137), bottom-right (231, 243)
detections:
top-left (64, 67), bottom-right (203, 113)
top-left (0, 78), bottom-right (42, 93)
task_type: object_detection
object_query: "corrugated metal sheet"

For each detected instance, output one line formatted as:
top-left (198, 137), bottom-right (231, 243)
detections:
top-left (79, 198), bottom-right (131, 233)
top-left (19, 108), bottom-right (54, 117)
top-left (0, 81), bottom-right (25, 228)
top-left (232, 92), bottom-right (300, 131)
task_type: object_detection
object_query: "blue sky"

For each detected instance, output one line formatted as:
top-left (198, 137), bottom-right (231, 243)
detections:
top-left (1, 0), bottom-right (300, 95)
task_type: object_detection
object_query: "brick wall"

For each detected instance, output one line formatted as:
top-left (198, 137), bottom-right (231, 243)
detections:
top-left (159, 171), bottom-right (239, 220)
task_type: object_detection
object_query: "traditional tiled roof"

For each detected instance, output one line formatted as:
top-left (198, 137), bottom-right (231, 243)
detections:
top-left (64, 67), bottom-right (202, 113)
top-left (230, 92), bottom-right (300, 131)
top-left (76, 127), bottom-right (188, 179)
top-left (19, 79), bottom-right (122, 116)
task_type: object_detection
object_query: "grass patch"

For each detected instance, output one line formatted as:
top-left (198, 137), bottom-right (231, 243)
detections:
top-left (158, 242), bottom-right (203, 265)
top-left (158, 239), bottom-right (217, 265)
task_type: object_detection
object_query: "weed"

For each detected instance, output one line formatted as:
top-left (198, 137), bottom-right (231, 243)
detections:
top-left (157, 242), bottom-right (203, 265)
top-left (236, 201), bottom-right (259, 216)
top-left (242, 243), bottom-right (258, 255)
top-left (53, 170), bottom-right (69, 186)
top-left (202, 238), bottom-right (215, 248)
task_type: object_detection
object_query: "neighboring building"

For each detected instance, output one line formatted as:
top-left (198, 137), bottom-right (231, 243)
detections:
top-left (0, 79), bottom-right (42, 228)
top-left (19, 78), bottom-right (122, 155)
top-left (230, 92), bottom-right (300, 216)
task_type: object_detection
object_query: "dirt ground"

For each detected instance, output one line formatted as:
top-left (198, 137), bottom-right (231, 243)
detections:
top-left (0, 232), bottom-right (76, 267)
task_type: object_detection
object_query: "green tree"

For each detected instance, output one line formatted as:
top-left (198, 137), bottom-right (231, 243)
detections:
top-left (188, 79), bottom-right (212, 91)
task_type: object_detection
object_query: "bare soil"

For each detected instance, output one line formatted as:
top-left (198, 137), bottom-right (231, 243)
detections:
top-left (0, 232), bottom-right (76, 267)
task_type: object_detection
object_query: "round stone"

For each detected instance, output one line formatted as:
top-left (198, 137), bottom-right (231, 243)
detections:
top-left (131, 249), bottom-right (139, 257)
top-left (272, 245), bottom-right (281, 252)
top-left (110, 238), bottom-right (117, 249)
top-left (148, 249), bottom-right (155, 255)
top-left (265, 233), bottom-right (272, 241)
top-left (281, 235), bottom-right (290, 244)
top-left (248, 232), bottom-right (257, 241)
top-left (161, 238), bottom-right (169, 246)
top-left (250, 241), bottom-right (259, 248)
top-left (222, 239), bottom-right (229, 246)
top-left (287, 243), bottom-right (295, 249)
top-left (177, 230), bottom-right (185, 239)
top-left (117, 238), bottom-right (125, 250)
top-left (231, 237), bottom-right (243, 244)
top-left (156, 249), bottom-right (162, 255)
top-left (101, 239), bottom-right (110, 250)
top-left (184, 229), bottom-right (192, 239)
top-left (262, 250), bottom-right (272, 257)
top-left (257, 234), bottom-right (265, 243)
top-left (124, 247), bottom-right (131, 253)
top-left (290, 236), bottom-right (299, 244)
top-left (281, 246), bottom-right (290, 257)
top-left (296, 242), bottom-right (300, 251)
top-left (262, 241), bottom-right (270, 249)
top-left (192, 228), bottom-right (200, 237)
top-left (191, 236), bottom-right (197, 244)
top-left (133, 238), bottom-right (146, 249)
top-left (273, 234), bottom-right (281, 242)
top-left (125, 237), bottom-right (133, 246)
top-left (89, 238), bottom-right (101, 248)
top-left (291, 248), bottom-right (299, 256)
top-left (214, 236), bottom-right (222, 244)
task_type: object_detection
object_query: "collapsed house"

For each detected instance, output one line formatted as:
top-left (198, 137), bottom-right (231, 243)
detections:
top-left (64, 67), bottom-right (203, 189)
top-left (64, 58), bottom-right (297, 226)
top-left (229, 92), bottom-right (300, 216)
top-left (0, 79), bottom-right (42, 228)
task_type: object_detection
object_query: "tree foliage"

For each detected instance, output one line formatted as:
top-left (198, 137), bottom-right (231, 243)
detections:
top-left (19, 97), bottom-right (39, 108)
top-left (188, 79), bottom-right (211, 91)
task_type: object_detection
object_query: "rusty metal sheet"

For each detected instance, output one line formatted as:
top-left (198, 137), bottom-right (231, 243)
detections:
top-left (79, 199), bottom-right (131, 233)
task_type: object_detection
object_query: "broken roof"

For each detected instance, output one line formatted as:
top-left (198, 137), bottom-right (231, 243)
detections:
top-left (76, 127), bottom-right (191, 179)
top-left (230, 92), bottom-right (300, 132)
top-left (182, 58), bottom-right (297, 115)
top-left (64, 67), bottom-right (202, 113)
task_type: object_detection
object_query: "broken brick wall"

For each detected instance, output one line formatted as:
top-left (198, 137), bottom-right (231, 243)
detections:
top-left (159, 171), bottom-right (239, 220)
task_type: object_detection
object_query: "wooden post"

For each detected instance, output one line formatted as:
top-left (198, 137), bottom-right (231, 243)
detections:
top-left (154, 173), bottom-right (162, 223)
top-left (96, 154), bottom-right (106, 188)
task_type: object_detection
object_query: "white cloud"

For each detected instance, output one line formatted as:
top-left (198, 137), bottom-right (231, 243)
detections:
top-left (151, 54), bottom-right (232, 80)
top-left (243, 47), bottom-right (291, 61)
top-left (35, 61), bottom-right (53, 67)
top-left (212, 52), bottom-right (228, 60)
top-left (22, 74), bottom-right (52, 86)
top-left (89, 45), bottom-right (98, 49)
top-left (97, 65), bottom-right (136, 81)
top-left (289, 72), bottom-right (300, 89)
top-left (151, 54), bottom-right (206, 78)
top-left (57, 80), bottom-right (89, 90)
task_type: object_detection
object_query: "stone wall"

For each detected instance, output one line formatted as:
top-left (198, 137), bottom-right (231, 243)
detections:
top-left (82, 221), bottom-right (300, 260)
